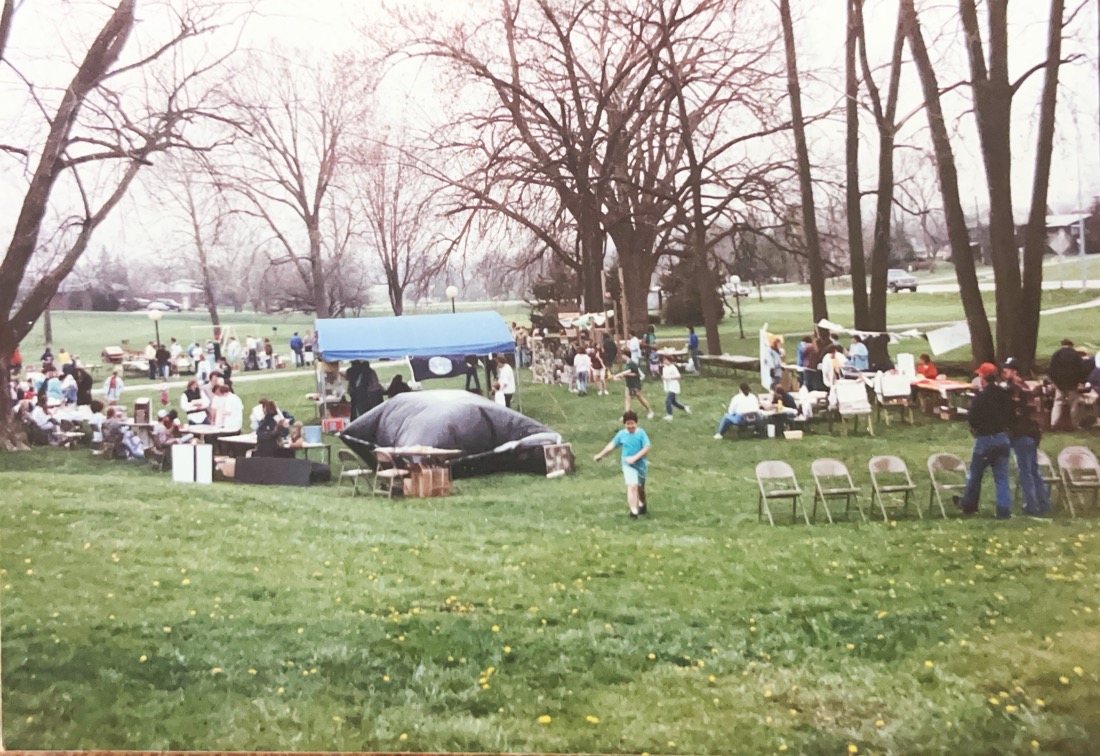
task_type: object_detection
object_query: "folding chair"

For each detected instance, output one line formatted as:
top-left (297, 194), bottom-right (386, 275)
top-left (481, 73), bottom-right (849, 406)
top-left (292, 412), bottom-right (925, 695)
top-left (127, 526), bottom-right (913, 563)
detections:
top-left (756, 461), bottom-right (808, 526)
top-left (811, 458), bottom-right (864, 523)
top-left (372, 448), bottom-right (410, 498)
top-left (927, 453), bottom-right (967, 519)
top-left (1057, 446), bottom-right (1100, 518)
top-left (336, 448), bottom-right (371, 496)
top-left (831, 380), bottom-right (873, 436)
top-left (868, 455), bottom-right (918, 521)
top-left (875, 373), bottom-right (914, 427)
top-left (1036, 449), bottom-right (1063, 510)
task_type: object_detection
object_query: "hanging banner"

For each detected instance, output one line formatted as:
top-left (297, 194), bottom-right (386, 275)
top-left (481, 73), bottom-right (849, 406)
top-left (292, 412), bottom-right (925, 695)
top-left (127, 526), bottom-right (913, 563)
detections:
top-left (925, 322), bottom-right (972, 356)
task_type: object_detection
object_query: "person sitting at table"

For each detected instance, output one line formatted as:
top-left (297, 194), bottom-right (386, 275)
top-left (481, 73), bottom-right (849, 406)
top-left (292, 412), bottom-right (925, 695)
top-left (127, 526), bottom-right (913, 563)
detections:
top-left (102, 407), bottom-right (145, 460)
top-left (180, 380), bottom-right (209, 424)
top-left (25, 394), bottom-right (60, 446)
top-left (916, 353), bottom-right (938, 380)
top-left (212, 384), bottom-right (244, 432)
top-left (714, 383), bottom-right (764, 439)
top-left (151, 410), bottom-right (194, 451)
top-left (59, 371), bottom-right (78, 405)
top-left (43, 369), bottom-right (64, 403)
top-left (249, 396), bottom-right (289, 431)
top-left (385, 374), bottom-right (413, 398)
top-left (86, 400), bottom-right (107, 444)
top-left (848, 335), bottom-right (869, 371)
top-left (255, 399), bottom-right (294, 458)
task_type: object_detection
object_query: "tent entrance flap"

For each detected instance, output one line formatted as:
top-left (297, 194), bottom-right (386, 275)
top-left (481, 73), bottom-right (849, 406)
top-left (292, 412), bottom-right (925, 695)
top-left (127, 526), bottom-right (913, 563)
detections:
top-left (315, 311), bottom-right (516, 362)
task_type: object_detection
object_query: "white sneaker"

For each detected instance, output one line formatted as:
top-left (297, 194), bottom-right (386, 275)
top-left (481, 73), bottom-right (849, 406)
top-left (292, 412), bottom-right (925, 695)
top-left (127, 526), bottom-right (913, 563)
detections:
top-left (685, 406), bottom-right (692, 415)
top-left (713, 433), bottom-right (723, 440)
top-left (647, 411), bottom-right (655, 419)
top-left (663, 415), bottom-right (673, 421)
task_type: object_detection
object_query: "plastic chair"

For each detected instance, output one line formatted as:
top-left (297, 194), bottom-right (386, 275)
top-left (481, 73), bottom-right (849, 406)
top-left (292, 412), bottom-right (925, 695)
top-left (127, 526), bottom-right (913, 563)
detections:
top-left (1057, 446), bottom-right (1100, 518)
top-left (811, 458), bottom-right (864, 523)
top-left (756, 461), bottom-right (808, 526)
top-left (927, 453), bottom-right (967, 519)
top-left (869, 455), bottom-right (918, 521)
top-left (831, 380), bottom-right (873, 436)
top-left (372, 448), bottom-right (410, 498)
top-left (336, 448), bottom-right (371, 496)
top-left (875, 373), bottom-right (914, 427)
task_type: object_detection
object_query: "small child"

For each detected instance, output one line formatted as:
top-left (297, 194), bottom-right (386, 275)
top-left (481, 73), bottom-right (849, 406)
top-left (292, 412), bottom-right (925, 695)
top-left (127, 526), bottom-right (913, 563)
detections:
top-left (660, 355), bottom-right (690, 420)
top-left (594, 410), bottom-right (651, 519)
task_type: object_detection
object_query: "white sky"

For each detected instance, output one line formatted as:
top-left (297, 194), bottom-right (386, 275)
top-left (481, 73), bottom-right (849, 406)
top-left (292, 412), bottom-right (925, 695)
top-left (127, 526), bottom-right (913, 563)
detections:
top-left (2, 0), bottom-right (1098, 264)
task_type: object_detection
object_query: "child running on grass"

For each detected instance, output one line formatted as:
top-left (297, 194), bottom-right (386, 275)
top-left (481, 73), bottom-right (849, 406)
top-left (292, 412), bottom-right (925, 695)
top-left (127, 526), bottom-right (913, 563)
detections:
top-left (660, 354), bottom-right (690, 420)
top-left (593, 410), bottom-right (651, 519)
top-left (611, 348), bottom-right (655, 418)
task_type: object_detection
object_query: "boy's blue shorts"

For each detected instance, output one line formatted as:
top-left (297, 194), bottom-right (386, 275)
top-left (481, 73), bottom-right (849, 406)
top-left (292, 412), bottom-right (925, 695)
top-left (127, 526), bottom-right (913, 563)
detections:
top-left (622, 463), bottom-right (647, 486)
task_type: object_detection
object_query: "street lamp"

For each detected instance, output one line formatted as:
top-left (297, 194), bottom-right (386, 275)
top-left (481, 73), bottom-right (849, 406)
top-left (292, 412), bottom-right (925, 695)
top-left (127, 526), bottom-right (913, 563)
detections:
top-left (445, 285), bottom-right (458, 314)
top-left (730, 275), bottom-right (745, 340)
top-left (147, 308), bottom-right (163, 346)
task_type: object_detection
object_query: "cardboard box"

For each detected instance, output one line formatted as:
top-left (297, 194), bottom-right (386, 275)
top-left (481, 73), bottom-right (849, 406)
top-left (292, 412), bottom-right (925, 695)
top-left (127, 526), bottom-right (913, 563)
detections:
top-left (404, 464), bottom-right (451, 498)
top-left (321, 417), bottom-right (347, 433)
top-left (543, 443), bottom-right (575, 475)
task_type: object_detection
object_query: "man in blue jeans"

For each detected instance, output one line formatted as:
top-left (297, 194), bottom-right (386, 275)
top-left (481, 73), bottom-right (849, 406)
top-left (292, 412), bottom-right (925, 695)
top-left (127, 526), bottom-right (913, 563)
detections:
top-left (953, 362), bottom-right (1013, 518)
top-left (1002, 357), bottom-right (1051, 516)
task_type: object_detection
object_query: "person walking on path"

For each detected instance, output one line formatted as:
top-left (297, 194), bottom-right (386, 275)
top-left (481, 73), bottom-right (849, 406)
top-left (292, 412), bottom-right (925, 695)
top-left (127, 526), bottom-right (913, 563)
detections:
top-left (611, 348), bottom-right (654, 418)
top-left (687, 326), bottom-right (701, 374)
top-left (289, 332), bottom-right (304, 367)
top-left (661, 355), bottom-right (690, 420)
top-left (953, 362), bottom-right (1013, 519)
top-left (593, 410), bottom-right (651, 519)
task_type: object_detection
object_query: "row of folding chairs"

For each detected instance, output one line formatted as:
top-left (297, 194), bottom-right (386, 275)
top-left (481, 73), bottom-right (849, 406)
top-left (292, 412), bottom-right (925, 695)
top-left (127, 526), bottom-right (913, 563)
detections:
top-left (755, 446), bottom-right (1100, 526)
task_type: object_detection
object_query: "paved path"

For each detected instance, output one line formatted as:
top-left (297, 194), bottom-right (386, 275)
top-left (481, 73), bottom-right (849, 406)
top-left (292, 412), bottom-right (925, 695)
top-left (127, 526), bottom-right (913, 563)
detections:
top-left (93, 368), bottom-right (314, 397)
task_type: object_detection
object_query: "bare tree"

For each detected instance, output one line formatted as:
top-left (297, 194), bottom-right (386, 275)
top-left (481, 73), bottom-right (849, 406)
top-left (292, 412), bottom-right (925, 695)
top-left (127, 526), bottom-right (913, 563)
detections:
top-left (958, 0), bottom-right (1076, 370)
top-left (901, 0), bottom-right (995, 362)
top-left (778, 0), bottom-right (829, 323)
top-left (220, 50), bottom-right (370, 318)
top-left (0, 0), bottom-right (243, 448)
top-left (350, 140), bottom-right (451, 316)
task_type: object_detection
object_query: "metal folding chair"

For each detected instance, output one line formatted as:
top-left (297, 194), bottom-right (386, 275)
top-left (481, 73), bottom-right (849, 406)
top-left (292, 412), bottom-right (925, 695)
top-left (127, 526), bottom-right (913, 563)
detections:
top-left (336, 448), bottom-right (371, 496)
top-left (372, 448), bottom-right (410, 498)
top-left (869, 455), bottom-right (918, 521)
top-left (811, 458), bottom-right (864, 523)
top-left (927, 453), bottom-right (967, 519)
top-left (1057, 446), bottom-right (1100, 518)
top-left (756, 461), bottom-right (808, 526)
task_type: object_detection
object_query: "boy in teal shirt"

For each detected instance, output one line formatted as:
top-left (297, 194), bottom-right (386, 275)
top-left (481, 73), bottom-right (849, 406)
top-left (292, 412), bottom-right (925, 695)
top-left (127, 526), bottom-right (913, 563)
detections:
top-left (594, 410), bottom-right (651, 519)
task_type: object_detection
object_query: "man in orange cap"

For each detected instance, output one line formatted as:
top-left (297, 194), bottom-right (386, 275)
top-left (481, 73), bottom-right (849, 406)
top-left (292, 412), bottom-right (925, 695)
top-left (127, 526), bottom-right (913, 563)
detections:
top-left (953, 362), bottom-right (1013, 518)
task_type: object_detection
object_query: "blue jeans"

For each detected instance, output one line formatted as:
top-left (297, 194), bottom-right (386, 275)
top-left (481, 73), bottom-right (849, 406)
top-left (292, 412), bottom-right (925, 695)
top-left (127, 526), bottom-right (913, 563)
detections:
top-left (665, 391), bottom-right (686, 415)
top-left (576, 370), bottom-right (589, 395)
top-left (1012, 435), bottom-right (1050, 514)
top-left (716, 412), bottom-right (760, 436)
top-left (960, 432), bottom-right (1012, 515)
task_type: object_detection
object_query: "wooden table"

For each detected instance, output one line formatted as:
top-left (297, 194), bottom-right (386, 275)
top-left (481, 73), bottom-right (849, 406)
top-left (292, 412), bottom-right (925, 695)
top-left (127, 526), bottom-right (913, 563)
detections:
top-left (910, 377), bottom-right (973, 416)
top-left (375, 446), bottom-right (463, 497)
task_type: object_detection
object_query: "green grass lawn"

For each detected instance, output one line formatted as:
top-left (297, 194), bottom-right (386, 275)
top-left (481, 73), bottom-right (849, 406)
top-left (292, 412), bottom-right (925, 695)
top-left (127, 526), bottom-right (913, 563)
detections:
top-left (2, 367), bottom-right (1099, 753)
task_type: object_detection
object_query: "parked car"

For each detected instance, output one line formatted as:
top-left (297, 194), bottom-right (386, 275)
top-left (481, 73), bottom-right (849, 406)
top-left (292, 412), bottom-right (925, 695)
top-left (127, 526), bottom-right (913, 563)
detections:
top-left (887, 269), bottom-right (918, 293)
top-left (151, 298), bottom-right (183, 311)
top-left (146, 301), bottom-right (172, 312)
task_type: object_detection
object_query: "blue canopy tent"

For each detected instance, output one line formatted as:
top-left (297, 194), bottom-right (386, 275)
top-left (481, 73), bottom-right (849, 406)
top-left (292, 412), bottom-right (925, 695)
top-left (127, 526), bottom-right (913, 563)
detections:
top-left (314, 311), bottom-right (518, 406)
top-left (314, 311), bottom-right (516, 362)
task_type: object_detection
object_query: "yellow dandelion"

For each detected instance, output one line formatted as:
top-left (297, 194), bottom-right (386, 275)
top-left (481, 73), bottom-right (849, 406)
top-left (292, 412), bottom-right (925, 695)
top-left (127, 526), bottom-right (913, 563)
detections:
top-left (1073, 666), bottom-right (1084, 676)
top-left (504, 645), bottom-right (512, 653)
top-left (537, 714), bottom-right (552, 724)
top-left (764, 689), bottom-right (773, 698)
top-left (332, 715), bottom-right (342, 723)
top-left (277, 686), bottom-right (285, 694)
top-left (152, 580), bottom-right (159, 587)
top-left (211, 667), bottom-right (223, 675)
top-left (586, 715), bottom-right (599, 724)
top-left (248, 668), bottom-right (257, 675)
top-left (491, 625), bottom-right (500, 632)
top-left (877, 611), bottom-right (888, 619)
top-left (139, 655), bottom-right (148, 663)
top-left (1035, 698), bottom-right (1045, 707)
top-left (846, 643), bottom-right (855, 650)
top-left (181, 578), bottom-right (190, 586)
top-left (875, 719), bottom-right (884, 728)
top-left (163, 626), bottom-right (172, 634)
top-left (848, 745), bottom-right (858, 754)
top-left (988, 697), bottom-right (1000, 705)
top-left (925, 660), bottom-right (934, 668)
top-left (778, 745), bottom-right (788, 752)
top-left (297, 627), bottom-right (304, 634)
top-left (647, 652), bottom-right (656, 660)
top-left (1005, 705), bottom-right (1018, 713)
top-left (1031, 741), bottom-right (1040, 750)
top-left (399, 733), bottom-right (408, 741)
top-left (1059, 675), bottom-right (1070, 685)
top-left (383, 674), bottom-right (390, 682)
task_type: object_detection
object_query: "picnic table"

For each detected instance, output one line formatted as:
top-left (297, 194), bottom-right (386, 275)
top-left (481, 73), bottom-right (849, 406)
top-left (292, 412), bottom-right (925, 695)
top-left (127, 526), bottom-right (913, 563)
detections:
top-left (182, 424), bottom-right (240, 444)
top-left (698, 354), bottom-right (759, 376)
top-left (216, 432), bottom-right (332, 464)
top-left (910, 377), bottom-right (973, 416)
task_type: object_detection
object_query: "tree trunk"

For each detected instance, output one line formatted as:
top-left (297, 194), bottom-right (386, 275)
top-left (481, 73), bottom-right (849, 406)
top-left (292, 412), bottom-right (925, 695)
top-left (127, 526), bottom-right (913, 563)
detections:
top-left (307, 221), bottom-right (327, 318)
top-left (902, 0), bottom-right (995, 362)
top-left (845, 0), bottom-right (869, 328)
top-left (577, 213), bottom-right (606, 314)
top-left (866, 128), bottom-right (896, 330)
top-left (779, 0), bottom-right (828, 323)
top-left (1018, 0), bottom-right (1066, 373)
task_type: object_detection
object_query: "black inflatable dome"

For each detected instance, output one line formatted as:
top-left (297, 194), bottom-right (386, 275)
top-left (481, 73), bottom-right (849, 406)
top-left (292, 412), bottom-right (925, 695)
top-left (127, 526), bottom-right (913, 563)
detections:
top-left (338, 390), bottom-right (563, 478)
